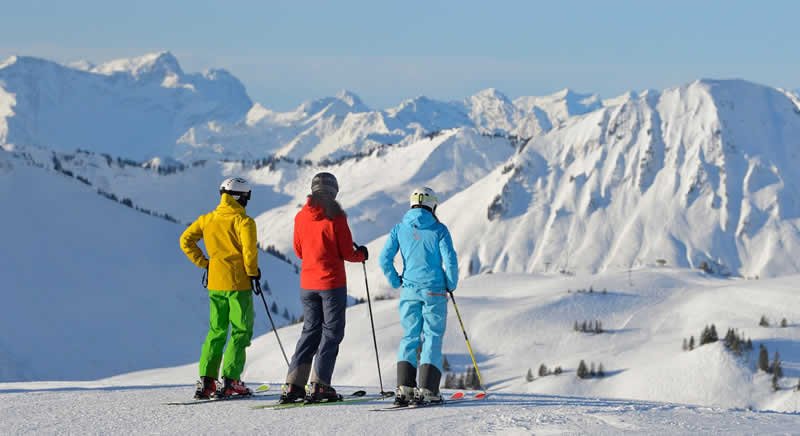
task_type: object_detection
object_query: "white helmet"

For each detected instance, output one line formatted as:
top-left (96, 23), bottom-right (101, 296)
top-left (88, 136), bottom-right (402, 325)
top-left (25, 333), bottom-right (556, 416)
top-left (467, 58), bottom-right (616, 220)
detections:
top-left (409, 187), bottom-right (438, 211)
top-left (220, 177), bottom-right (251, 205)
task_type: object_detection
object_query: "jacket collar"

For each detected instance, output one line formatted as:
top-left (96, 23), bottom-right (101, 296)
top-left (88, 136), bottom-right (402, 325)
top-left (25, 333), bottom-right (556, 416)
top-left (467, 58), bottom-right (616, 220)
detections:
top-left (216, 193), bottom-right (246, 215)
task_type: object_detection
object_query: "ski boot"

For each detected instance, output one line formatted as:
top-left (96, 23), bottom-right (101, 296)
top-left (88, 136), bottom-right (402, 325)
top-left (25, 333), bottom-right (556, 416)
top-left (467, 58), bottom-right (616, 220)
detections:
top-left (414, 387), bottom-right (443, 406)
top-left (193, 376), bottom-right (218, 400)
top-left (278, 383), bottom-right (306, 404)
top-left (304, 382), bottom-right (341, 404)
top-left (211, 377), bottom-right (252, 399)
top-left (393, 385), bottom-right (415, 406)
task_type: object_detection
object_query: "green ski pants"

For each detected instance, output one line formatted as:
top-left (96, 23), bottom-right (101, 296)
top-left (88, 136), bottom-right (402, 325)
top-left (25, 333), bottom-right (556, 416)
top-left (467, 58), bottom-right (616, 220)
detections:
top-left (198, 290), bottom-right (254, 381)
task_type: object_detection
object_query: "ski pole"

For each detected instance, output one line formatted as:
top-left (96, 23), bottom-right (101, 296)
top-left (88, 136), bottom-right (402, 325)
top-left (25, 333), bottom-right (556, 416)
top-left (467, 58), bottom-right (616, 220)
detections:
top-left (355, 243), bottom-right (391, 398)
top-left (254, 279), bottom-right (290, 368)
top-left (447, 289), bottom-right (485, 392)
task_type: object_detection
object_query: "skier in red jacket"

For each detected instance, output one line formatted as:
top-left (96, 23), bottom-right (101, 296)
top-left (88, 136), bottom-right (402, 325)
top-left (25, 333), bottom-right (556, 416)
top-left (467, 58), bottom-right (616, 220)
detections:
top-left (279, 172), bottom-right (367, 404)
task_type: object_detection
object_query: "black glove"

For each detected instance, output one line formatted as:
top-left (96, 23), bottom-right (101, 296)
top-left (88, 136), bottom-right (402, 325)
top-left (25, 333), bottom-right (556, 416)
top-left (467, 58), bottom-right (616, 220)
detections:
top-left (250, 268), bottom-right (262, 295)
top-left (357, 245), bottom-right (369, 261)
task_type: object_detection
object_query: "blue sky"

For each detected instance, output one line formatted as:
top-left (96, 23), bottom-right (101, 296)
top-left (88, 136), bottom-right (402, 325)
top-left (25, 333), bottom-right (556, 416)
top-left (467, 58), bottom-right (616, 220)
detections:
top-left (1, 0), bottom-right (797, 110)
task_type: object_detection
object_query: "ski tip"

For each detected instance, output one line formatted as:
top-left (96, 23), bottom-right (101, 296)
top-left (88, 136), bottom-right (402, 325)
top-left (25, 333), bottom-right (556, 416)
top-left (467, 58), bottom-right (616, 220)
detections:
top-left (256, 384), bottom-right (271, 392)
top-left (381, 391), bottom-right (395, 398)
top-left (449, 392), bottom-right (465, 400)
top-left (352, 390), bottom-right (367, 397)
top-left (474, 392), bottom-right (487, 400)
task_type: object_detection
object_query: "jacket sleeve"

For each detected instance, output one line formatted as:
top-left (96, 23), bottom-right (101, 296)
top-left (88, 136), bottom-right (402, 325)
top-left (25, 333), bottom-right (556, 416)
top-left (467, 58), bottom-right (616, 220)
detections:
top-left (439, 225), bottom-right (458, 291)
top-left (293, 214), bottom-right (302, 259)
top-left (335, 215), bottom-right (366, 263)
top-left (379, 225), bottom-right (402, 289)
top-left (240, 216), bottom-right (259, 277)
top-left (180, 217), bottom-right (209, 269)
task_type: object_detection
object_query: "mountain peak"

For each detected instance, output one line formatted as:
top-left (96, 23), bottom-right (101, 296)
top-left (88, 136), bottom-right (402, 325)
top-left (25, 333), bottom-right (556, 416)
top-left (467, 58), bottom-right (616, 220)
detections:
top-left (473, 88), bottom-right (511, 101)
top-left (91, 51), bottom-right (183, 78)
top-left (334, 89), bottom-right (365, 107)
top-left (0, 55), bottom-right (18, 70)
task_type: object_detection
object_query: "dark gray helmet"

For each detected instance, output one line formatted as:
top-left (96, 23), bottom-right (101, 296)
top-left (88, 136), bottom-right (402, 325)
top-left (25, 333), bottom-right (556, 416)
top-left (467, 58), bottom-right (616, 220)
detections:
top-left (311, 172), bottom-right (339, 198)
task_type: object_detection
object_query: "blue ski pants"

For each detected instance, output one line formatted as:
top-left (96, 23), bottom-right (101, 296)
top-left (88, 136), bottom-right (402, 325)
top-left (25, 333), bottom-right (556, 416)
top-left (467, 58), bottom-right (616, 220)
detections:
top-left (397, 287), bottom-right (448, 372)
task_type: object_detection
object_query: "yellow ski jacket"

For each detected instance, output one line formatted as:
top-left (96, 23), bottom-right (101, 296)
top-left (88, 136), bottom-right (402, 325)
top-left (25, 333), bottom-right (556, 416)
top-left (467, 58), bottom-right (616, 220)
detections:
top-left (180, 193), bottom-right (259, 291)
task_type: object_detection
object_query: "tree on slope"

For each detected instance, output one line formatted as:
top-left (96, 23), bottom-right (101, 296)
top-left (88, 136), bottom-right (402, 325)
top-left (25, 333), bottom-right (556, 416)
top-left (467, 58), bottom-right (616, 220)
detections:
top-left (577, 360), bottom-right (588, 379)
top-left (539, 364), bottom-right (548, 377)
top-left (771, 352), bottom-right (783, 378)
top-left (526, 368), bottom-right (534, 382)
top-left (758, 345), bottom-right (770, 372)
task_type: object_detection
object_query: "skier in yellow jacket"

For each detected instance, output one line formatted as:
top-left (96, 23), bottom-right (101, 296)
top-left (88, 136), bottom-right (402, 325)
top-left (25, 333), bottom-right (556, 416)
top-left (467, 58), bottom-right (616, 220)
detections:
top-left (180, 177), bottom-right (260, 399)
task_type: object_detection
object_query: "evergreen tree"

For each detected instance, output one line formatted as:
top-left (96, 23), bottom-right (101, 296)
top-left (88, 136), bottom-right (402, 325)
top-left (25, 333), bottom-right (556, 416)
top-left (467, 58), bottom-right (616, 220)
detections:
top-left (746, 338), bottom-right (753, 350)
top-left (780, 318), bottom-right (788, 328)
top-left (597, 363), bottom-right (605, 377)
top-left (700, 326), bottom-right (710, 345)
top-left (682, 338), bottom-right (688, 351)
top-left (796, 378), bottom-right (800, 392)
top-left (732, 337), bottom-right (742, 356)
top-left (283, 308), bottom-right (290, 319)
top-left (758, 345), bottom-right (770, 372)
top-left (772, 373), bottom-right (779, 391)
top-left (581, 321), bottom-right (588, 332)
top-left (574, 321), bottom-right (580, 332)
top-left (539, 364), bottom-right (548, 377)
top-left (470, 368), bottom-right (482, 389)
top-left (689, 336), bottom-right (695, 351)
top-left (590, 362), bottom-right (596, 377)
top-left (554, 366), bottom-right (563, 375)
top-left (464, 367), bottom-right (474, 389)
top-left (442, 355), bottom-right (451, 372)
top-left (457, 374), bottom-right (465, 389)
top-left (526, 368), bottom-right (534, 382)
top-left (771, 352), bottom-right (782, 378)
top-left (759, 315), bottom-right (769, 327)
top-left (709, 324), bottom-right (718, 342)
top-left (577, 360), bottom-right (588, 379)
top-left (271, 302), bottom-right (279, 313)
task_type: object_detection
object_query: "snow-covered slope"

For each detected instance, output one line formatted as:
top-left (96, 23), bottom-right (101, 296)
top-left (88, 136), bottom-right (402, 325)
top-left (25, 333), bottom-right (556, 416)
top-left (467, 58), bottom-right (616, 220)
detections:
top-left (0, 52), bottom-right (251, 159)
top-left (444, 79), bottom-right (800, 279)
top-left (8, 267), bottom-right (795, 419)
top-left (9, 127), bottom-right (516, 267)
top-left (0, 149), bottom-right (300, 381)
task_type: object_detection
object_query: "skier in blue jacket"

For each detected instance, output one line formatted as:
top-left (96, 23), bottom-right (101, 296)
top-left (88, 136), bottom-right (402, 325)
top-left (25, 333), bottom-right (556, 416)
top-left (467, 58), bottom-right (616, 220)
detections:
top-left (379, 187), bottom-right (458, 405)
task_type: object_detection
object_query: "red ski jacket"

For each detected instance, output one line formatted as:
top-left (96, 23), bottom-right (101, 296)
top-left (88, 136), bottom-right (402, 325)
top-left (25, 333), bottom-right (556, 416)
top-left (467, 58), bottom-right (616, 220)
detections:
top-left (293, 198), bottom-right (365, 290)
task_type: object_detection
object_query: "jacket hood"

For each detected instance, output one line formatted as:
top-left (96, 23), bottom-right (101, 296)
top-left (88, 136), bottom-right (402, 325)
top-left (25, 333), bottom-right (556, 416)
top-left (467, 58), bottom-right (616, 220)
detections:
top-left (304, 195), bottom-right (345, 221)
top-left (402, 208), bottom-right (437, 229)
top-left (216, 193), bottom-right (246, 215)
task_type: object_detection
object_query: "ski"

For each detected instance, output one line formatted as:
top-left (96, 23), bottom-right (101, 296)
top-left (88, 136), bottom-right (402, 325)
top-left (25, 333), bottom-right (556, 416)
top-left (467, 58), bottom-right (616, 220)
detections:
top-left (251, 390), bottom-right (393, 410)
top-left (163, 384), bottom-right (273, 406)
top-left (370, 391), bottom-right (486, 411)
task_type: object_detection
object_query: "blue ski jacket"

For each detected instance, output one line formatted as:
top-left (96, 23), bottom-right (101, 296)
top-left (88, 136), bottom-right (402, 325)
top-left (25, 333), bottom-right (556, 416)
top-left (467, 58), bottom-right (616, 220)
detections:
top-left (379, 208), bottom-right (458, 291)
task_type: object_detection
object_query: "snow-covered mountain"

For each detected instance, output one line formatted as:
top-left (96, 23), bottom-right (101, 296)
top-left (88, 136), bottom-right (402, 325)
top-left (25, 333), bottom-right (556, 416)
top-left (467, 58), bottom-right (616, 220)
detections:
top-left (440, 79), bottom-right (800, 280)
top-left (1, 53), bottom-right (799, 429)
top-left (0, 147), bottom-right (301, 381)
top-left (0, 52), bottom-right (251, 159)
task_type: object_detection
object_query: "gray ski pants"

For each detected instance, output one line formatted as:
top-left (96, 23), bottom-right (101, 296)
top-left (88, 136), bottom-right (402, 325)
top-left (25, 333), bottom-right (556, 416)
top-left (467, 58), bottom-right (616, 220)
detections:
top-left (285, 286), bottom-right (347, 386)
